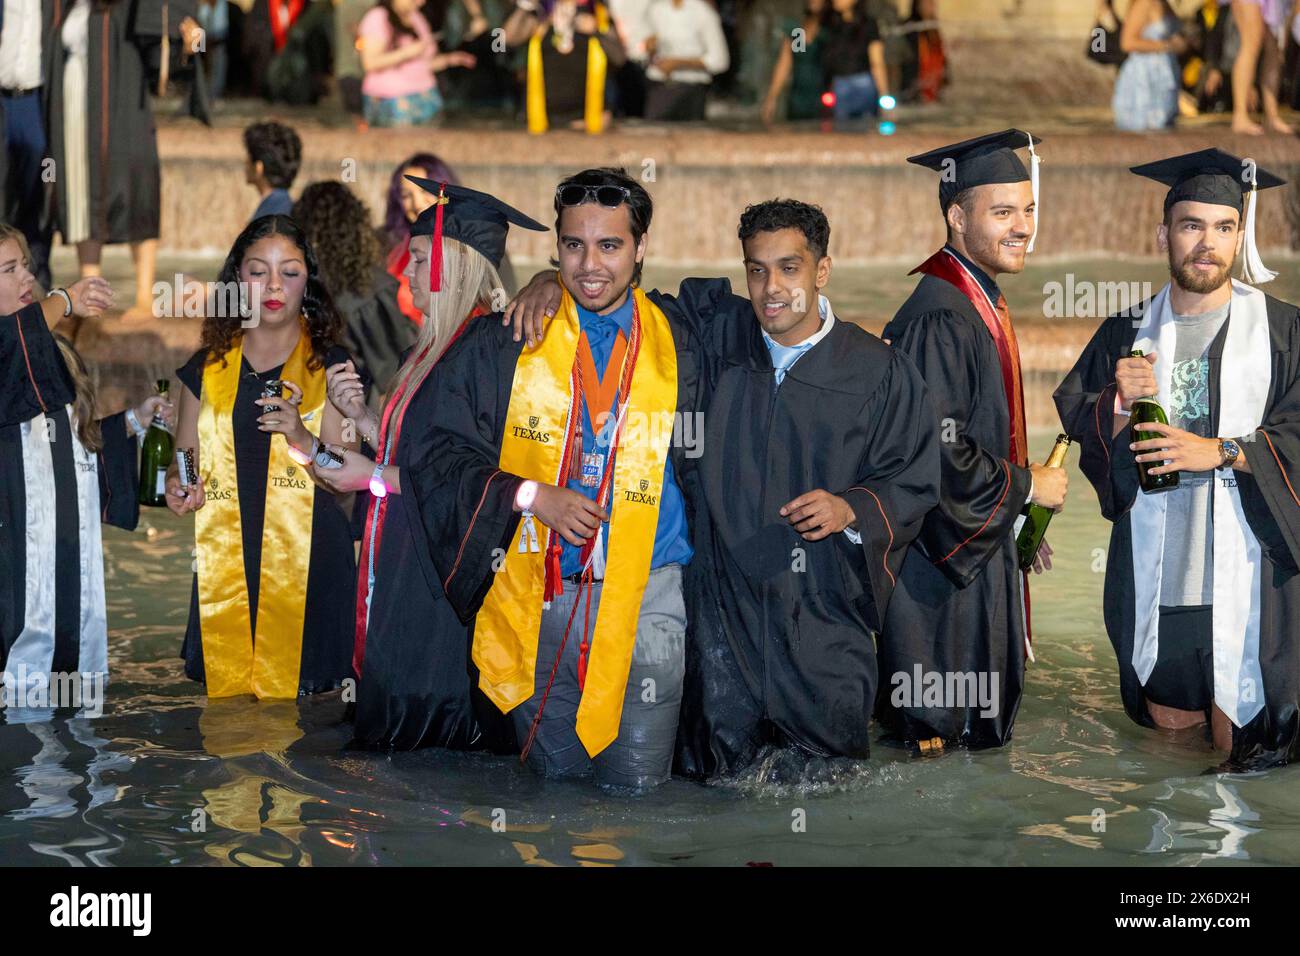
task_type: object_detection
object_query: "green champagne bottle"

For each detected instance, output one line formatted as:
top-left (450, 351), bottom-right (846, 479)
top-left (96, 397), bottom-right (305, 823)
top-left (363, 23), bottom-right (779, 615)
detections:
top-left (137, 379), bottom-right (174, 507)
top-left (1016, 433), bottom-right (1071, 571)
top-left (1128, 349), bottom-right (1179, 494)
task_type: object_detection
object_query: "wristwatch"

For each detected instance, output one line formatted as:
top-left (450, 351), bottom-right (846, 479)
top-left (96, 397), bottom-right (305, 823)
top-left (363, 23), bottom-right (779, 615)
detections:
top-left (1218, 437), bottom-right (1242, 469)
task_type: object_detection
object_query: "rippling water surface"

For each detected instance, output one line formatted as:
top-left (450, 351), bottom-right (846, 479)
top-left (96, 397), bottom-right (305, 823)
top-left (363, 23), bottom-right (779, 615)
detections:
top-left (2, 431), bottom-right (1298, 867)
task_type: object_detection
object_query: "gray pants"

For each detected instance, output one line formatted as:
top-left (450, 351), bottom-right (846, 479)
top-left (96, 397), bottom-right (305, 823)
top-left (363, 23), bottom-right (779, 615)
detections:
top-left (510, 564), bottom-right (686, 790)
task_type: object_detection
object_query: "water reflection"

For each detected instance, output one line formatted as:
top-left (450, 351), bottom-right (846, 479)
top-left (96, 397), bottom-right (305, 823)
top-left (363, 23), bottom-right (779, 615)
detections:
top-left (196, 698), bottom-right (311, 866)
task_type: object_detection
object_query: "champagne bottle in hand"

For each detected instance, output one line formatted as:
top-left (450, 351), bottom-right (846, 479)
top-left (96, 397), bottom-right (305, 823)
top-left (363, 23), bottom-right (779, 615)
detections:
top-left (138, 379), bottom-right (174, 507)
top-left (1016, 434), bottom-right (1071, 571)
top-left (1128, 349), bottom-right (1179, 494)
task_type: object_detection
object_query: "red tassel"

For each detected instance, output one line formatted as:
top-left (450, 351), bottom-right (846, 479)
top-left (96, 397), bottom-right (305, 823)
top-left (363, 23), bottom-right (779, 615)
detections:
top-left (428, 183), bottom-right (447, 293)
top-left (577, 567), bottom-right (594, 690)
top-left (543, 537), bottom-right (564, 602)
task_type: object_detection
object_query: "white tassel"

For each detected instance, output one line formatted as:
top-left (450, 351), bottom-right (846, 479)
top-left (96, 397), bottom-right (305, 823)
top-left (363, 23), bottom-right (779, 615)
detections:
top-left (588, 525), bottom-right (606, 580)
top-left (1239, 181), bottom-right (1277, 285)
top-left (1026, 132), bottom-right (1041, 255)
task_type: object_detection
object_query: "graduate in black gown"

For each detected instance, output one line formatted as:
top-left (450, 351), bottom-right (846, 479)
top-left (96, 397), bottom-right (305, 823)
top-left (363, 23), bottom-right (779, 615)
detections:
top-left (878, 130), bottom-right (1070, 751)
top-left (167, 215), bottom-right (356, 699)
top-left (0, 228), bottom-right (152, 703)
top-left (1055, 150), bottom-right (1300, 769)
top-left (671, 200), bottom-right (940, 778)
top-left (506, 201), bottom-right (940, 778)
top-left (307, 180), bottom-right (549, 752)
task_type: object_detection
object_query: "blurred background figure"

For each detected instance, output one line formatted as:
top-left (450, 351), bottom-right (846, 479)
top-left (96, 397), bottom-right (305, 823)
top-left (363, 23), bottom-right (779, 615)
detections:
top-left (1112, 0), bottom-right (1185, 130)
top-left (608, 0), bottom-right (653, 116)
top-left (504, 0), bottom-right (625, 132)
top-left (292, 180), bottom-right (414, 409)
top-left (1222, 0), bottom-right (1294, 133)
top-left (238, 0), bottom-right (334, 104)
top-left (44, 0), bottom-right (205, 319)
top-left (379, 151), bottom-right (457, 325)
top-left (899, 0), bottom-right (945, 104)
top-left (357, 0), bottom-right (475, 126)
top-left (642, 0), bottom-right (730, 121)
top-left (822, 0), bottom-right (892, 125)
top-left (0, 0), bottom-right (54, 289)
top-left (760, 0), bottom-right (827, 124)
top-left (197, 0), bottom-right (231, 102)
top-left (243, 120), bottom-right (302, 220)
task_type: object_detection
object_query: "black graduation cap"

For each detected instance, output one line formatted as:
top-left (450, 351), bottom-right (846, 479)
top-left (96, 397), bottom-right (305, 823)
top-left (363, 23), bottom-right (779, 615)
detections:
top-left (1130, 148), bottom-right (1285, 215)
top-left (405, 177), bottom-right (547, 288)
top-left (907, 128), bottom-right (1043, 212)
top-left (1131, 149), bottom-right (1287, 284)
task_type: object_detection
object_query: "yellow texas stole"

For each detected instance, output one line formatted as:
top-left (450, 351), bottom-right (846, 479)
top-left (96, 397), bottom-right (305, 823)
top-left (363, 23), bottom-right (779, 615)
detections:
top-left (195, 331), bottom-right (325, 698)
top-left (473, 286), bottom-right (677, 757)
top-left (526, 3), bottom-right (610, 135)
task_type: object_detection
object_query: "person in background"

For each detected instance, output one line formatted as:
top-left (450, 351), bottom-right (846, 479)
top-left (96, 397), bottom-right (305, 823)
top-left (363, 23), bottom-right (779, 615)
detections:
top-left (822, 0), bottom-right (893, 125)
top-left (608, 0), bottom-right (652, 116)
top-left (380, 152), bottom-right (456, 325)
top-left (44, 0), bottom-right (204, 320)
top-left (760, 0), bottom-right (828, 124)
top-left (0, 0), bottom-right (54, 289)
top-left (900, 0), bottom-right (944, 104)
top-left (357, 0), bottom-right (475, 127)
top-left (504, 0), bottom-right (625, 133)
top-left (1222, 0), bottom-right (1294, 134)
top-left (197, 0), bottom-right (230, 101)
top-left (642, 0), bottom-right (729, 121)
top-left (292, 181), bottom-right (414, 410)
top-left (242, 0), bottom-right (307, 97)
top-left (1112, 0), bottom-right (1185, 131)
top-left (243, 121), bottom-right (301, 221)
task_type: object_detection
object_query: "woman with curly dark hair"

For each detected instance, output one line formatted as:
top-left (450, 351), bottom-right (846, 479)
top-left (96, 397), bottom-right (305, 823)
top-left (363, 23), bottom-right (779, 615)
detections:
top-left (292, 181), bottom-right (415, 404)
top-left (164, 215), bottom-right (359, 699)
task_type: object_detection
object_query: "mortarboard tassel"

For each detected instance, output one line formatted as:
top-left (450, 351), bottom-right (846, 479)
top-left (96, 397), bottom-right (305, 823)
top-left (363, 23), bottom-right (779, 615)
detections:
top-left (428, 183), bottom-right (448, 293)
top-left (1026, 131), bottom-right (1041, 255)
top-left (1240, 164), bottom-right (1276, 285)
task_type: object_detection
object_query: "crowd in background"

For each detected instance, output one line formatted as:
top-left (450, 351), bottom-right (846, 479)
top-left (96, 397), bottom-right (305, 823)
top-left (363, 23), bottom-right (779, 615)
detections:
top-left (1097, 0), bottom-right (1300, 133)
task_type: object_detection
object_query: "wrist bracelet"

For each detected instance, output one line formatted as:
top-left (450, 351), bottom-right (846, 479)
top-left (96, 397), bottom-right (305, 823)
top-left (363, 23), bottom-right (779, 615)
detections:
top-left (125, 407), bottom-right (147, 438)
top-left (50, 287), bottom-right (72, 317)
top-left (369, 463), bottom-right (389, 498)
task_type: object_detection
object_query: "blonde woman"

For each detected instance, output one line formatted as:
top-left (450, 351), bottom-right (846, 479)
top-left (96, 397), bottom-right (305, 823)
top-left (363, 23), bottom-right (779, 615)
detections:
top-left (310, 179), bottom-right (545, 751)
top-left (0, 224), bottom-right (169, 703)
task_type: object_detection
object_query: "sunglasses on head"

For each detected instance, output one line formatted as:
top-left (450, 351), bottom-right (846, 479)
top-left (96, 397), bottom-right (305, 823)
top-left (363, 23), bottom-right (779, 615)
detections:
top-left (556, 184), bottom-right (632, 208)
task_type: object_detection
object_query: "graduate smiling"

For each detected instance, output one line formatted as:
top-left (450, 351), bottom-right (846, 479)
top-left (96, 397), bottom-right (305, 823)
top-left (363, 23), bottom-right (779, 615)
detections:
top-left (509, 199), bottom-right (941, 778)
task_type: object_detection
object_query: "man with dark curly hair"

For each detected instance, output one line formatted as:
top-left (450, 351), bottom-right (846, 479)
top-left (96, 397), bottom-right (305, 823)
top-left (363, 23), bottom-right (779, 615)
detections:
top-left (243, 121), bottom-right (303, 222)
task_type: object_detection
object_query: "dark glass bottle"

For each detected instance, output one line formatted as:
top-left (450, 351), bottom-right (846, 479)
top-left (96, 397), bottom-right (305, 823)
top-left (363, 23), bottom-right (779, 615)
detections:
top-left (1016, 434), bottom-right (1072, 571)
top-left (1128, 350), bottom-right (1179, 494)
top-left (137, 379), bottom-right (174, 507)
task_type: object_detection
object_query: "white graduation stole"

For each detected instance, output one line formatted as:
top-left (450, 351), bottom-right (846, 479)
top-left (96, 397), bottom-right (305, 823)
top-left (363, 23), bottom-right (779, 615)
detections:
top-left (1128, 280), bottom-right (1270, 728)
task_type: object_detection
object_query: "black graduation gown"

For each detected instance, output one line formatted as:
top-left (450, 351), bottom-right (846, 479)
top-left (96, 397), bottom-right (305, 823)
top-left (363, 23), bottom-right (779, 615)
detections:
top-left (877, 274), bottom-right (1034, 748)
top-left (673, 291), bottom-right (941, 779)
top-left (401, 297), bottom-right (707, 674)
top-left (1054, 293), bottom-right (1300, 769)
top-left (42, 0), bottom-right (202, 245)
top-left (1, 305), bottom-right (139, 674)
top-left (175, 346), bottom-right (355, 695)
top-left (351, 328), bottom-right (515, 753)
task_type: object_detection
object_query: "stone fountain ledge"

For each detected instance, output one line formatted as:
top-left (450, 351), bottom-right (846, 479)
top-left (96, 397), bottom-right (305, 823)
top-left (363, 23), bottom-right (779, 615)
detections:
top-left (159, 124), bottom-right (1300, 263)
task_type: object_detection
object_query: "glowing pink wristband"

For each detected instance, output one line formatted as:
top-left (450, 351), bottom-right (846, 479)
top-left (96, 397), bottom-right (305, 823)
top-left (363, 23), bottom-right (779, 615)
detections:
top-left (369, 463), bottom-right (389, 498)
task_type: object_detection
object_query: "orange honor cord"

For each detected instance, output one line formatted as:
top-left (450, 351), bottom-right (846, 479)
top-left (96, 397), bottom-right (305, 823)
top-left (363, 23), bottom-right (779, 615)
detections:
top-left (520, 303), bottom-right (643, 760)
